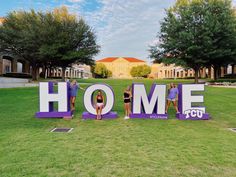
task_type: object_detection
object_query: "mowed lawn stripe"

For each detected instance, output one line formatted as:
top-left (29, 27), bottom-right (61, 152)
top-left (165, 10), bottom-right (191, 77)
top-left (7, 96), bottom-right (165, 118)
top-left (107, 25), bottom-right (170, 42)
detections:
top-left (0, 79), bottom-right (236, 177)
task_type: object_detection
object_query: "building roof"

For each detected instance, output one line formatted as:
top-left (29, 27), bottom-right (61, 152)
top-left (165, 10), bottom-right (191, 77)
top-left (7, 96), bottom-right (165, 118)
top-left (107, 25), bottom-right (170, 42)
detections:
top-left (0, 17), bottom-right (5, 24)
top-left (97, 57), bottom-right (145, 63)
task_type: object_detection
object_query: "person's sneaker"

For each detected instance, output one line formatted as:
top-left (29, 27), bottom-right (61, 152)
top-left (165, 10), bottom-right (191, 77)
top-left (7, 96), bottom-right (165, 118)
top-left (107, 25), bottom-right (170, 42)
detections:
top-left (124, 116), bottom-right (129, 120)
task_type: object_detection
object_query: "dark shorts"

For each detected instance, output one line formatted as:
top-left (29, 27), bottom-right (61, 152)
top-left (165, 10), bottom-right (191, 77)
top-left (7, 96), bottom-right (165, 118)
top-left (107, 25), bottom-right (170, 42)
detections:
top-left (124, 99), bottom-right (131, 103)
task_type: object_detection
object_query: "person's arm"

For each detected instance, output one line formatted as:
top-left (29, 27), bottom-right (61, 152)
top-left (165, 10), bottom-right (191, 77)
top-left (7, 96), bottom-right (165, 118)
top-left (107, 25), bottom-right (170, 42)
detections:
top-left (129, 91), bottom-right (132, 99)
top-left (77, 84), bottom-right (85, 91)
top-left (176, 88), bottom-right (179, 100)
top-left (80, 86), bottom-right (85, 91)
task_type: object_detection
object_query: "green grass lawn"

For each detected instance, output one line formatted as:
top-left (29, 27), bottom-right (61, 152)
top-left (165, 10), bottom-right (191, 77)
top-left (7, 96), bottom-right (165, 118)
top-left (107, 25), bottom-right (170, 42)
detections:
top-left (0, 79), bottom-right (236, 177)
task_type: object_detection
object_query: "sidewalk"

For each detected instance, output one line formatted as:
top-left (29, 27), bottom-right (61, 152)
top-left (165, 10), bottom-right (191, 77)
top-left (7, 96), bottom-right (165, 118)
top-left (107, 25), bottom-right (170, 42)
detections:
top-left (209, 85), bottom-right (236, 88)
top-left (0, 77), bottom-right (38, 88)
top-left (0, 83), bottom-right (38, 88)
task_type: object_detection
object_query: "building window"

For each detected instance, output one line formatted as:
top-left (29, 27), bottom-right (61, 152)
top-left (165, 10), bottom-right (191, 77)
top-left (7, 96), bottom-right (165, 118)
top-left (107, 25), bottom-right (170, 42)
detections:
top-left (5, 66), bottom-right (10, 73)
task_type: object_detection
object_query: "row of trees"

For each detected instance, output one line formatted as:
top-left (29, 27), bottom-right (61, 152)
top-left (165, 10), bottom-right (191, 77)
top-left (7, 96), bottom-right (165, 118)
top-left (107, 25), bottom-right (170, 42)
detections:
top-left (150, 0), bottom-right (236, 83)
top-left (92, 63), bottom-right (151, 78)
top-left (0, 7), bottom-right (99, 80)
top-left (92, 63), bottom-right (112, 78)
top-left (130, 65), bottom-right (151, 78)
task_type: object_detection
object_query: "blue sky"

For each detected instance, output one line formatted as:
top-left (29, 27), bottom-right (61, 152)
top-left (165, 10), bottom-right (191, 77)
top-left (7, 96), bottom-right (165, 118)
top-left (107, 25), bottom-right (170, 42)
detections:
top-left (1, 0), bottom-right (236, 61)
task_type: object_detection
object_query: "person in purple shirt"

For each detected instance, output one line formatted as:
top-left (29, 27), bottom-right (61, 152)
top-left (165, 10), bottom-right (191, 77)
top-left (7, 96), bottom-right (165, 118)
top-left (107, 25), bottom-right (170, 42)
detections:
top-left (70, 80), bottom-right (84, 116)
top-left (165, 83), bottom-right (180, 114)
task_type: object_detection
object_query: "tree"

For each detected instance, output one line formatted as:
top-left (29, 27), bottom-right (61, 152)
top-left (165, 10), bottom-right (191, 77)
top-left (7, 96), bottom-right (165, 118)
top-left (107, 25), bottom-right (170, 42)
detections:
top-left (150, 0), bottom-right (236, 83)
top-left (130, 65), bottom-right (151, 78)
top-left (93, 63), bottom-right (112, 78)
top-left (39, 7), bottom-right (100, 80)
top-left (203, 1), bottom-right (236, 80)
top-left (0, 7), bottom-right (100, 80)
top-left (0, 10), bottom-right (44, 80)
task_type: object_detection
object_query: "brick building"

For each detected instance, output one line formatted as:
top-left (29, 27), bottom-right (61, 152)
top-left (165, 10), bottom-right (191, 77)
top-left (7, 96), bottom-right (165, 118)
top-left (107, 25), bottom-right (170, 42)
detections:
top-left (96, 57), bottom-right (146, 78)
top-left (149, 63), bottom-right (236, 79)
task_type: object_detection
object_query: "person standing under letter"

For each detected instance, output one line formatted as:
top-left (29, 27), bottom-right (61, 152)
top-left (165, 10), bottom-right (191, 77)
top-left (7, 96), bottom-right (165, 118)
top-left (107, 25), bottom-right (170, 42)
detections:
top-left (165, 83), bottom-right (180, 114)
top-left (70, 80), bottom-right (84, 116)
top-left (123, 86), bottom-right (132, 120)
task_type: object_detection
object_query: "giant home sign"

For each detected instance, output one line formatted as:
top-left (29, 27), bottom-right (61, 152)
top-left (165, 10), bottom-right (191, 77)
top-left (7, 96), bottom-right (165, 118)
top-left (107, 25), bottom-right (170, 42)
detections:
top-left (35, 82), bottom-right (210, 120)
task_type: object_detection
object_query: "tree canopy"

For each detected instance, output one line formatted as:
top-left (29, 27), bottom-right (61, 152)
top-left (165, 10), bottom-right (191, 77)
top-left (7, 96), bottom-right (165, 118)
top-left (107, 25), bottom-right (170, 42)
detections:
top-left (0, 6), bottom-right (100, 80)
top-left (130, 65), bottom-right (151, 78)
top-left (93, 63), bottom-right (112, 78)
top-left (150, 0), bottom-right (236, 83)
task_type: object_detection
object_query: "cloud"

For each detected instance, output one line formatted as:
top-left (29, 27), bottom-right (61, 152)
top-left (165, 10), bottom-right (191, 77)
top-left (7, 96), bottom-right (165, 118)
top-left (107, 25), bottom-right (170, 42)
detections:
top-left (83, 0), bottom-right (236, 61)
top-left (78, 0), bottom-right (176, 61)
top-left (67, 0), bottom-right (84, 3)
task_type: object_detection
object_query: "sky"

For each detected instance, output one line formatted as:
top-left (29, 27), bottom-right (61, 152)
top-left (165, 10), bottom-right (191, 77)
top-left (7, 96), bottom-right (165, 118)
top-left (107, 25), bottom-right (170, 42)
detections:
top-left (0, 0), bottom-right (236, 62)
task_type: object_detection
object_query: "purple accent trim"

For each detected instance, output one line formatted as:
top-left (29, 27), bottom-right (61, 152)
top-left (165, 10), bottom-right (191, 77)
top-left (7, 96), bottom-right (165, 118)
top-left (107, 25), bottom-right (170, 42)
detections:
top-left (49, 82), bottom-right (54, 112)
top-left (35, 111), bottom-right (72, 118)
top-left (131, 83), bottom-right (134, 113)
top-left (178, 84), bottom-right (183, 113)
top-left (82, 112), bottom-right (118, 119)
top-left (130, 113), bottom-right (168, 119)
top-left (67, 82), bottom-right (71, 112)
top-left (176, 113), bottom-right (210, 120)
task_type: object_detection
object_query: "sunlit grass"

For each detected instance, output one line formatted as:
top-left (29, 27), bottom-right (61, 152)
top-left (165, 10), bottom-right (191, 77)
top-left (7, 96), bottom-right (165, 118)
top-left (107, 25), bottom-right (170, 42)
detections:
top-left (0, 79), bottom-right (236, 177)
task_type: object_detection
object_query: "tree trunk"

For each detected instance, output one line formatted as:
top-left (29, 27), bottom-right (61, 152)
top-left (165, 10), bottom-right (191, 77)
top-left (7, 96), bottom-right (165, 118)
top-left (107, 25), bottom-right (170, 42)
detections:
top-left (213, 65), bottom-right (220, 81)
top-left (62, 67), bottom-right (66, 81)
top-left (44, 68), bottom-right (47, 79)
top-left (194, 67), bottom-right (199, 84)
top-left (48, 67), bottom-right (52, 78)
top-left (41, 65), bottom-right (46, 79)
top-left (207, 66), bottom-right (212, 79)
top-left (32, 65), bottom-right (39, 81)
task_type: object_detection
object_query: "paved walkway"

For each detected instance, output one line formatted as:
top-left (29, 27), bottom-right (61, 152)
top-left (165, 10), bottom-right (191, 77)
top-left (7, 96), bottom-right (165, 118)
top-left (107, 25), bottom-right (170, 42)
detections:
top-left (0, 77), bottom-right (37, 88)
top-left (0, 83), bottom-right (38, 88)
top-left (209, 85), bottom-right (236, 88)
top-left (0, 77), bottom-right (91, 88)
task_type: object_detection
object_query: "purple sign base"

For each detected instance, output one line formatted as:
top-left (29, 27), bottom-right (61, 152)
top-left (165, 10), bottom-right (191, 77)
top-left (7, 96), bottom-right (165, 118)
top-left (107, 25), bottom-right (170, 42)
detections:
top-left (176, 113), bottom-right (210, 120)
top-left (129, 114), bottom-right (168, 119)
top-left (35, 111), bottom-right (72, 118)
top-left (82, 112), bottom-right (118, 120)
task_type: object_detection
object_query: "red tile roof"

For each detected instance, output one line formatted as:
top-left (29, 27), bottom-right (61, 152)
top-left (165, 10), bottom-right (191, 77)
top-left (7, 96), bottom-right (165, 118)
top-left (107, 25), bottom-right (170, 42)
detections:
top-left (97, 57), bottom-right (145, 63)
top-left (0, 17), bottom-right (5, 24)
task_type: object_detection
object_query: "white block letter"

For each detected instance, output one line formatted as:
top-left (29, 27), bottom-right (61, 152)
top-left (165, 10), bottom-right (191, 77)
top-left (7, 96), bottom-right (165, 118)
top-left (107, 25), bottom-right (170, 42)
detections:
top-left (132, 84), bottom-right (166, 114)
top-left (39, 82), bottom-right (68, 112)
top-left (182, 84), bottom-right (205, 113)
top-left (84, 84), bottom-right (114, 115)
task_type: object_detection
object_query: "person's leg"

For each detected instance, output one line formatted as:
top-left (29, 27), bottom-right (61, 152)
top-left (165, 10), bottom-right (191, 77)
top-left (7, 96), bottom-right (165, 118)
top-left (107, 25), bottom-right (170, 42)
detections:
top-left (72, 97), bottom-right (76, 109)
top-left (165, 100), bottom-right (171, 113)
top-left (124, 103), bottom-right (127, 117)
top-left (71, 97), bottom-right (76, 115)
top-left (73, 97), bottom-right (76, 109)
top-left (127, 103), bottom-right (131, 116)
top-left (98, 106), bottom-right (102, 120)
top-left (96, 106), bottom-right (99, 120)
top-left (125, 103), bottom-right (128, 117)
top-left (100, 107), bottom-right (103, 120)
top-left (172, 100), bottom-right (179, 113)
